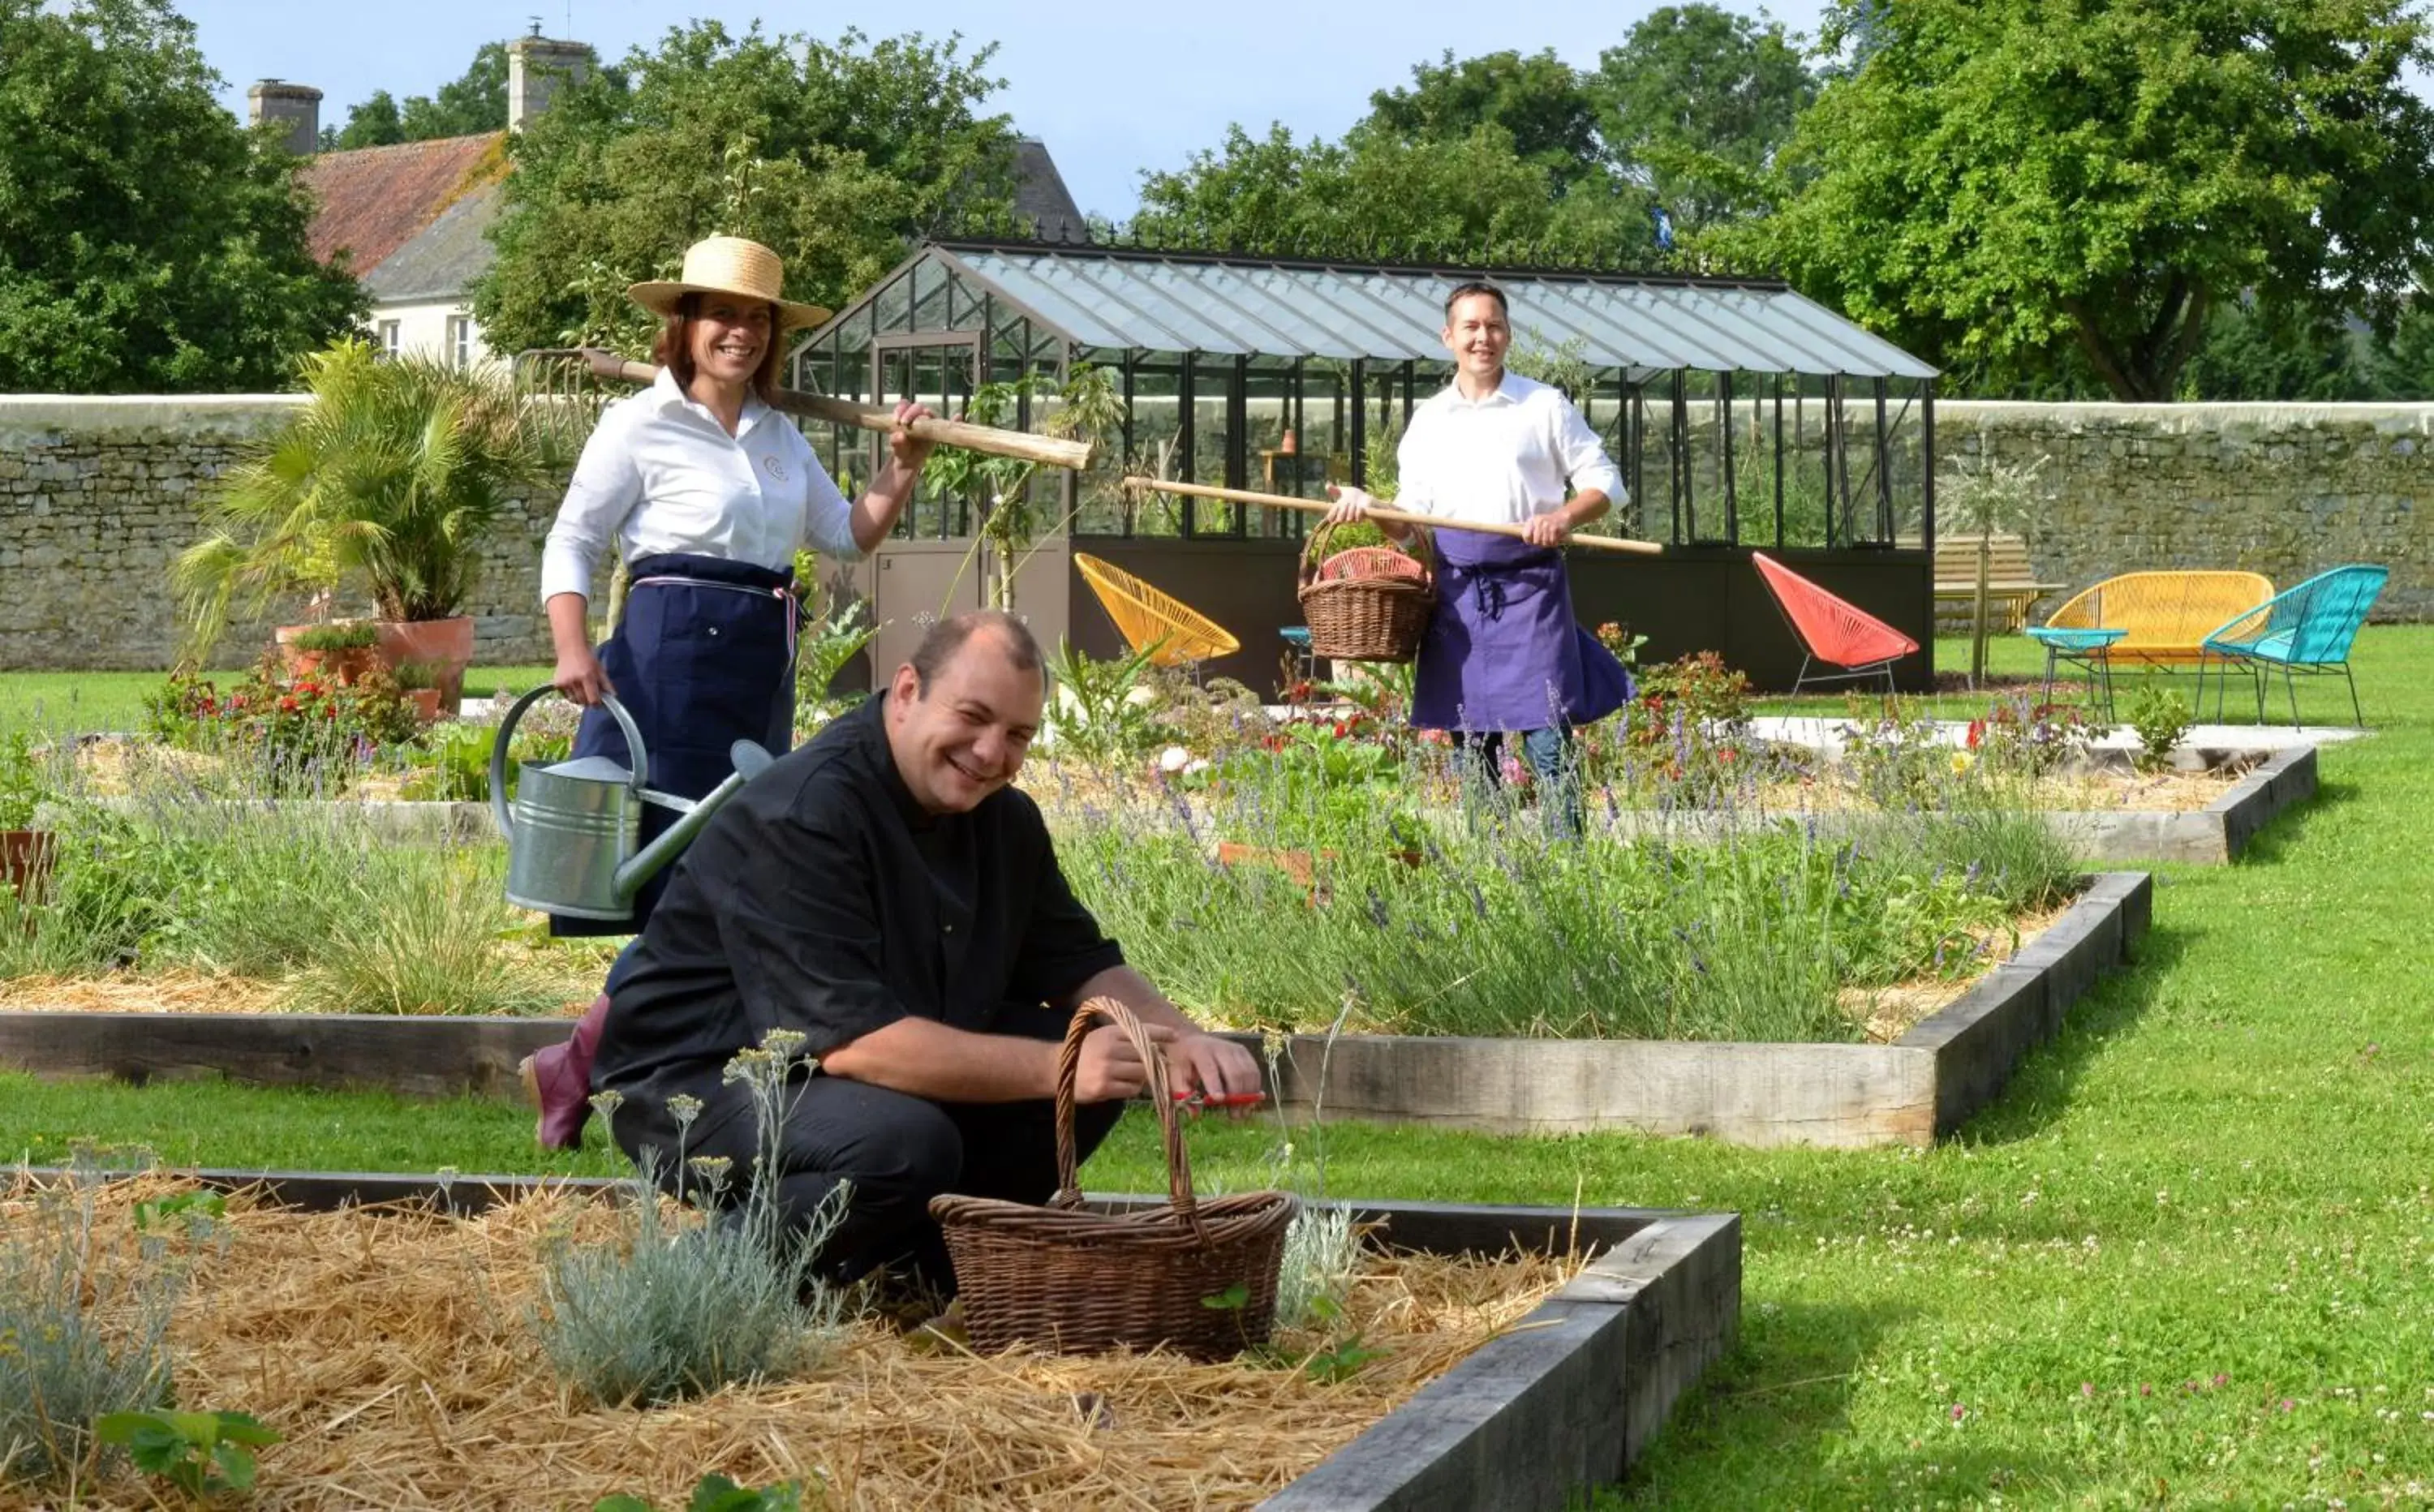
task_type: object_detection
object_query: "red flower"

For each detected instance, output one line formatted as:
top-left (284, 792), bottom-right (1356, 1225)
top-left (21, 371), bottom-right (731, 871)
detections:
top-left (323, 704), bottom-right (338, 719)
top-left (1966, 719), bottom-right (1985, 749)
top-left (278, 696), bottom-right (299, 713)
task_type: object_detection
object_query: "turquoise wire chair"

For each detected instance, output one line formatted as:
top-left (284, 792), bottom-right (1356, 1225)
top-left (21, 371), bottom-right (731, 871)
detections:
top-left (2198, 564), bottom-right (2389, 728)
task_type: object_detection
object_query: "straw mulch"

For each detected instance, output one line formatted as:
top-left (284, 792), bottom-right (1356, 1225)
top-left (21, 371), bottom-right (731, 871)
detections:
top-left (0, 969), bottom-right (289, 1016)
top-left (6, 1177), bottom-right (1572, 1510)
top-left (1836, 897), bottom-right (2071, 1042)
top-left (0, 969), bottom-right (589, 1018)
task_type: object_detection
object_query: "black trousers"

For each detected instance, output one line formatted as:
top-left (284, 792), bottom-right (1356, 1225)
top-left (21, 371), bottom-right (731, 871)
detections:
top-left (609, 1011), bottom-right (1122, 1291)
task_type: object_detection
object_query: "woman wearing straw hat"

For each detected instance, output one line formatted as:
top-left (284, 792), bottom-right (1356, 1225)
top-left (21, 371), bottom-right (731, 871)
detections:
top-left (520, 234), bottom-right (935, 1149)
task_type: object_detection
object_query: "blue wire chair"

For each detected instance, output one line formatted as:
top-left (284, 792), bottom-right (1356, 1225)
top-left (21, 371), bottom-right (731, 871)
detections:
top-left (2198, 565), bottom-right (2389, 727)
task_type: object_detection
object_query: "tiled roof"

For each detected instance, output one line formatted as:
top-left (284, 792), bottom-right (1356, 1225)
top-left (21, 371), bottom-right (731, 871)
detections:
top-left (366, 182), bottom-right (504, 303)
top-left (301, 133), bottom-right (507, 275)
top-left (1013, 138), bottom-right (1086, 243)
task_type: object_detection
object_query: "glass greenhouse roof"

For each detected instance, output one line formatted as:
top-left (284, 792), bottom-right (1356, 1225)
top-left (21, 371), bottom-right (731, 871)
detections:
top-left (831, 241), bottom-right (1936, 381)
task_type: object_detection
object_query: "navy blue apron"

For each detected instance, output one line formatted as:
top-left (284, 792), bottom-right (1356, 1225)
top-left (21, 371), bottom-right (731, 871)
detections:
top-left (548, 552), bottom-right (799, 939)
top-left (1410, 529), bottom-right (1632, 733)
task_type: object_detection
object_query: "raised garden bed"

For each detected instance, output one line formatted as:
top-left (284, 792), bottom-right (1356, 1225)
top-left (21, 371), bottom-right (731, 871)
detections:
top-left (11, 1169), bottom-right (1737, 1512)
top-left (1254, 871), bottom-right (2149, 1147)
top-left (0, 873), bottom-right (2148, 1150)
top-left (1597, 744), bottom-right (2316, 866)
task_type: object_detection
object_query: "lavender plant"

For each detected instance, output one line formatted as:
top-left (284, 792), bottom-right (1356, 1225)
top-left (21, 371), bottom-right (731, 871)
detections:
top-left (0, 1156), bottom-right (224, 1488)
top-left (531, 1032), bottom-right (850, 1407)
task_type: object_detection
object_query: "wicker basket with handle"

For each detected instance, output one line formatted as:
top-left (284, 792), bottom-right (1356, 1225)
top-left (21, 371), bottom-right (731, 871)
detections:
top-left (929, 998), bottom-right (1297, 1360)
top-left (1297, 519), bottom-right (1435, 664)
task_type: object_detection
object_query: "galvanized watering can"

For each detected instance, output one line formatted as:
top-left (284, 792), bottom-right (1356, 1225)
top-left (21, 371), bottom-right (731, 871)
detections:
top-left (488, 687), bottom-right (772, 921)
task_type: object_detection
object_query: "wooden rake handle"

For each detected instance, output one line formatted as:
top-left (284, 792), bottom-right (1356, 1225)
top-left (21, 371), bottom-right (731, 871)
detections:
top-left (578, 349), bottom-right (1094, 471)
top-left (1121, 476), bottom-right (1664, 556)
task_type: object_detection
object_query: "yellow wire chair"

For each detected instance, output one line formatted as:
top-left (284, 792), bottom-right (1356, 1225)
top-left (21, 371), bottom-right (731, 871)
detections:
top-left (1072, 553), bottom-right (1242, 668)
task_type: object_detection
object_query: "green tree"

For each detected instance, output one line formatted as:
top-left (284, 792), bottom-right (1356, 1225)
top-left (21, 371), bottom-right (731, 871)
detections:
top-left (2180, 301), bottom-right (2369, 401)
top-left (325, 44), bottom-right (507, 149)
top-left (2366, 298), bottom-right (2434, 398)
top-left (472, 22), bottom-right (1017, 356)
top-left (398, 41), bottom-right (506, 139)
top-left (1591, 4), bottom-right (1817, 231)
top-left (0, 0), bottom-right (365, 393)
top-left (325, 88), bottom-right (403, 149)
top-left (1739, 0), bottom-right (2434, 401)
top-left (1133, 120), bottom-right (1651, 264)
top-left (1365, 49), bottom-right (1606, 189)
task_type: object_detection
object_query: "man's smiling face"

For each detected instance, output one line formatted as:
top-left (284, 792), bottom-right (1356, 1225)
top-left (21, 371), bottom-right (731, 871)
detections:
top-left (884, 629), bottom-right (1044, 814)
top-left (1442, 290), bottom-right (1511, 385)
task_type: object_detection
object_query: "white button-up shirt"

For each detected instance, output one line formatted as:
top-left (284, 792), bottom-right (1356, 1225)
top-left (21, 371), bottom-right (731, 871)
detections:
top-left (1394, 372), bottom-right (1624, 526)
top-left (540, 368), bottom-right (862, 605)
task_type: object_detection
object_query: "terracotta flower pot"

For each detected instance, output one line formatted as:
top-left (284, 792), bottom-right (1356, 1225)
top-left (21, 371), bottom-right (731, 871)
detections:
top-left (406, 687), bottom-right (445, 724)
top-left (374, 616), bottom-right (476, 710)
top-left (1, 829), bottom-right (57, 905)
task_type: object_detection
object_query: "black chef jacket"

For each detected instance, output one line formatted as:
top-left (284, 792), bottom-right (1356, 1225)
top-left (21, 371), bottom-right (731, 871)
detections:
top-left (591, 691), bottom-right (1125, 1110)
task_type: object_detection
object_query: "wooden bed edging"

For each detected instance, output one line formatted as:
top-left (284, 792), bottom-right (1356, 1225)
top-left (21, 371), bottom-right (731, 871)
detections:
top-left (2045, 743), bottom-right (2316, 865)
top-left (1258, 872), bottom-right (2152, 1148)
top-left (11, 1168), bottom-right (1739, 1512)
top-left (0, 874), bottom-right (2147, 1149)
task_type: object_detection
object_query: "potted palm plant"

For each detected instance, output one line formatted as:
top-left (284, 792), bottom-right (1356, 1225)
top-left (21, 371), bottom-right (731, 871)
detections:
top-left (174, 339), bottom-right (566, 708)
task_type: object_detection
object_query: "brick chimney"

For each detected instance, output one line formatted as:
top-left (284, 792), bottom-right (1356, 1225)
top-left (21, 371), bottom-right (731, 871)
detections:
top-left (507, 32), bottom-right (593, 132)
top-left (247, 79), bottom-right (321, 156)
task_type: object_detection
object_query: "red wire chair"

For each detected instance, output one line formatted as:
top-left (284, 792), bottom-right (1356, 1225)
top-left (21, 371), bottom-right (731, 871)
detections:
top-left (1751, 552), bottom-right (1921, 694)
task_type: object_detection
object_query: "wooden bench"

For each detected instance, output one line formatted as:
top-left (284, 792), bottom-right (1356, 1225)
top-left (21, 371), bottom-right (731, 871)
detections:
top-left (1906, 534), bottom-right (2065, 633)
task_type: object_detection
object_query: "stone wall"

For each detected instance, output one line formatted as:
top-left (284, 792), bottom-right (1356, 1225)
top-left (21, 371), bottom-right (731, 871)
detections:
top-left (1935, 401), bottom-right (2432, 620)
top-left (0, 396), bottom-right (570, 672)
top-left (2, 395), bottom-right (2428, 672)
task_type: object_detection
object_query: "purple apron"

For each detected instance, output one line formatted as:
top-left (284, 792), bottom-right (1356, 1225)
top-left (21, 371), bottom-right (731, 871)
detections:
top-left (1410, 530), bottom-right (1632, 733)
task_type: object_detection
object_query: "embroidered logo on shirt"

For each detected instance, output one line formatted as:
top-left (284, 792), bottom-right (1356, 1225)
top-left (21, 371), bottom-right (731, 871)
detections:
top-left (761, 454), bottom-right (789, 483)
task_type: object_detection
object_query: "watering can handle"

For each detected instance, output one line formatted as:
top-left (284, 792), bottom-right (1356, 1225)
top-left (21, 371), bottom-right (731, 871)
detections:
top-left (488, 686), bottom-right (648, 840)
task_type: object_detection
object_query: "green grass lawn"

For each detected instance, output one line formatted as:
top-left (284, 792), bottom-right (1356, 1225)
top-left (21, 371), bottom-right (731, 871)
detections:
top-left (5, 629), bottom-right (2432, 1504)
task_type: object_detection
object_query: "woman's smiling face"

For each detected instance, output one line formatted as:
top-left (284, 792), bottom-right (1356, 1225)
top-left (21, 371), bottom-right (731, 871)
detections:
top-left (687, 296), bottom-right (774, 390)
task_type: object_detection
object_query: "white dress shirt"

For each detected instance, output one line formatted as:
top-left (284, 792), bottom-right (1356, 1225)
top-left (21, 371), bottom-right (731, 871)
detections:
top-left (1394, 371), bottom-right (1624, 526)
top-left (540, 368), bottom-right (862, 605)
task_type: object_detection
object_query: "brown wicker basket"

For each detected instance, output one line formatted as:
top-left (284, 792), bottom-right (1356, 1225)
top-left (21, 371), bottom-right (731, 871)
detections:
top-left (929, 999), bottom-right (1297, 1360)
top-left (1297, 519), bottom-right (1435, 664)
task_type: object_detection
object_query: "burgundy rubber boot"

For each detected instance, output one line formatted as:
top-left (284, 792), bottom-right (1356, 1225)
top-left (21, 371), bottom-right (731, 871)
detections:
top-left (522, 993), bottom-right (610, 1150)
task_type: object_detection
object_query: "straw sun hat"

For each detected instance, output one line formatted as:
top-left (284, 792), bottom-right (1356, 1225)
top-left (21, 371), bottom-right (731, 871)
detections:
top-left (626, 236), bottom-right (832, 331)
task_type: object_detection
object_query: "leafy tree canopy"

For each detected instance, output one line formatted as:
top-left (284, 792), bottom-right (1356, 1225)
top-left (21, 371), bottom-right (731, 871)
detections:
top-left (1592, 4), bottom-right (1817, 230)
top-left (0, 0), bottom-right (365, 392)
top-left (1365, 49), bottom-right (1606, 190)
top-left (324, 42), bottom-right (507, 149)
top-left (328, 88), bottom-right (403, 150)
top-left (1737, 0), bottom-right (2434, 401)
top-left (471, 22), bottom-right (1017, 356)
top-left (1132, 119), bottom-right (1653, 265)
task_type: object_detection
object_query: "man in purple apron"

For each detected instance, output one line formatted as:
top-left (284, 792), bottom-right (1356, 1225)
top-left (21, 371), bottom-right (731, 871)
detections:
top-left (1325, 280), bottom-right (1630, 839)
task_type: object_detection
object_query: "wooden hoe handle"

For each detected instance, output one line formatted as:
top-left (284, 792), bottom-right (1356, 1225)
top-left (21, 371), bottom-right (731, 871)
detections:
top-left (1120, 476), bottom-right (1664, 556)
top-left (579, 349), bottom-right (1094, 471)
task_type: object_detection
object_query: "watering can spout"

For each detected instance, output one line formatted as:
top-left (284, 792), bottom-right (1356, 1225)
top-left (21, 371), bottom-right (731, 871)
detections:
top-left (611, 739), bottom-right (775, 901)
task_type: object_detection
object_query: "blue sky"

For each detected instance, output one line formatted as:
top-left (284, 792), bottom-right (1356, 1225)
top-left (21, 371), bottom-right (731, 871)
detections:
top-left (184, 1), bottom-right (1834, 220)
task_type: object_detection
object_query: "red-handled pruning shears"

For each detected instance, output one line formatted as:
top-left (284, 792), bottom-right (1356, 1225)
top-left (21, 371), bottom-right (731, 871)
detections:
top-left (1172, 1089), bottom-right (1267, 1110)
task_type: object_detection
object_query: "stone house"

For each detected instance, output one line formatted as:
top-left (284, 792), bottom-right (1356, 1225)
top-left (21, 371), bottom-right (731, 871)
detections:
top-left (247, 40), bottom-right (1086, 371)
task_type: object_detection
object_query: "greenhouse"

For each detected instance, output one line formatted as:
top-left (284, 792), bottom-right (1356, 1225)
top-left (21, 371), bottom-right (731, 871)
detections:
top-left (786, 239), bottom-right (1944, 691)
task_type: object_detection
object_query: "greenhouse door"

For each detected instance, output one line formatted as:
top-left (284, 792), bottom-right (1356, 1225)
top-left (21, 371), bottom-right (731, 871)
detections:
top-left (860, 335), bottom-right (1069, 682)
